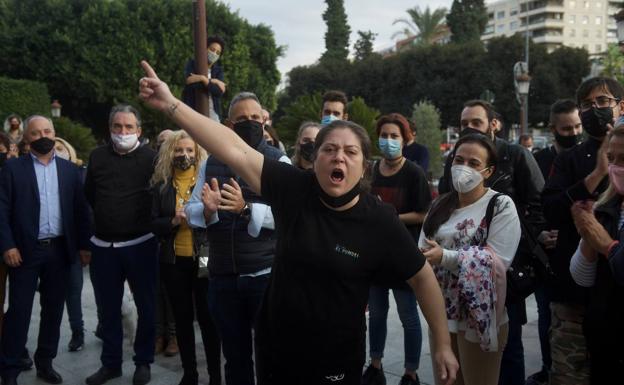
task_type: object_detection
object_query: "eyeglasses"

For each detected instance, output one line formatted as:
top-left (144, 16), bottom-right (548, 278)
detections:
top-left (579, 96), bottom-right (620, 110)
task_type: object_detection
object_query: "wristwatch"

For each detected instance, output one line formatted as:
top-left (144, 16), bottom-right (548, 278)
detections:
top-left (240, 202), bottom-right (251, 220)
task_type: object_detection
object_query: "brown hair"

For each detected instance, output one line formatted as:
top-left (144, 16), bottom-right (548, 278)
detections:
top-left (375, 113), bottom-right (414, 143)
top-left (422, 134), bottom-right (498, 238)
top-left (312, 120), bottom-right (372, 191)
top-left (322, 90), bottom-right (348, 110)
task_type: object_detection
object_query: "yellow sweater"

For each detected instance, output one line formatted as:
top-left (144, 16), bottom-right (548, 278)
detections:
top-left (173, 166), bottom-right (195, 257)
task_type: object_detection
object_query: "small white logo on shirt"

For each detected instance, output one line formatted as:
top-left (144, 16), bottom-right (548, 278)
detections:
top-left (335, 244), bottom-right (360, 259)
top-left (325, 373), bottom-right (345, 382)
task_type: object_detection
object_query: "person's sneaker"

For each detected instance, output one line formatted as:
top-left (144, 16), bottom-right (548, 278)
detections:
top-left (361, 364), bottom-right (386, 385)
top-left (154, 336), bottom-right (165, 355)
top-left (68, 330), bottom-right (84, 352)
top-left (164, 336), bottom-right (179, 357)
top-left (85, 367), bottom-right (122, 385)
top-left (398, 373), bottom-right (420, 385)
top-left (133, 364), bottom-right (151, 385)
top-left (525, 368), bottom-right (549, 385)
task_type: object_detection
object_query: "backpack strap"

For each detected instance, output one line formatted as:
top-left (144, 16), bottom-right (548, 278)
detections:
top-left (482, 193), bottom-right (505, 246)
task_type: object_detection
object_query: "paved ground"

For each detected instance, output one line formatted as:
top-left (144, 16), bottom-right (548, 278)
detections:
top-left (15, 267), bottom-right (542, 385)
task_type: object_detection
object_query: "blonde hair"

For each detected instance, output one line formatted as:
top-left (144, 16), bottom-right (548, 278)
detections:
top-left (596, 125), bottom-right (624, 206)
top-left (54, 137), bottom-right (78, 164)
top-left (150, 130), bottom-right (207, 190)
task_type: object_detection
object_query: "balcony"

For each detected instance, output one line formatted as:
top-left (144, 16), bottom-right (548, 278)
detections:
top-left (532, 34), bottom-right (565, 44)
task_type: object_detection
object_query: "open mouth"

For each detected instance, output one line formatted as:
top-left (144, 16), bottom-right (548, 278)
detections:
top-left (330, 168), bottom-right (345, 183)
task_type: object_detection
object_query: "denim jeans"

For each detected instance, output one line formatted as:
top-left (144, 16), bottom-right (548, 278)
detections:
top-left (65, 261), bottom-right (84, 333)
top-left (90, 238), bottom-right (158, 369)
top-left (368, 286), bottom-right (422, 371)
top-left (208, 274), bottom-right (269, 385)
top-left (534, 284), bottom-right (551, 370)
top-left (499, 301), bottom-right (526, 385)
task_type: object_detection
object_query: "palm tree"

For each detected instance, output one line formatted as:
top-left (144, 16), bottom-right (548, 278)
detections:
top-left (392, 6), bottom-right (448, 46)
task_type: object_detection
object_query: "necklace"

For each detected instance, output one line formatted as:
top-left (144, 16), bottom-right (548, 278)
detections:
top-left (383, 157), bottom-right (405, 170)
top-left (173, 175), bottom-right (196, 206)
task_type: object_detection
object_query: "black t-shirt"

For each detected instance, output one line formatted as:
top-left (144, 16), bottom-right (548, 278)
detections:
top-left (371, 160), bottom-right (431, 240)
top-left (256, 158), bottom-right (426, 372)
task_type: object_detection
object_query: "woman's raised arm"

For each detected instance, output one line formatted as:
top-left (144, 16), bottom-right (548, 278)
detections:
top-left (139, 60), bottom-right (264, 194)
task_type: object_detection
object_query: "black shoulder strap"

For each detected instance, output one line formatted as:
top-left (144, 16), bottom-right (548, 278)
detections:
top-left (483, 193), bottom-right (505, 246)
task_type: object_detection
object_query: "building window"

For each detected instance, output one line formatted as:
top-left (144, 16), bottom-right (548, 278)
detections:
top-left (485, 24), bottom-right (494, 34)
top-left (497, 24), bottom-right (505, 32)
top-left (510, 8), bottom-right (518, 16)
top-left (570, 28), bottom-right (576, 37)
top-left (596, 29), bottom-right (602, 38)
top-left (569, 0), bottom-right (576, 7)
top-left (582, 15), bottom-right (588, 24)
top-left (583, 29), bottom-right (589, 37)
top-left (510, 21), bottom-right (518, 30)
top-left (569, 15), bottom-right (576, 24)
top-left (497, 11), bottom-right (505, 19)
top-left (595, 44), bottom-right (602, 52)
top-left (595, 16), bottom-right (602, 25)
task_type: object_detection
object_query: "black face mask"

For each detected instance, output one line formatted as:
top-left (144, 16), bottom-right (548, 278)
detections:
top-left (581, 107), bottom-right (612, 137)
top-left (233, 120), bottom-right (264, 148)
top-left (554, 132), bottom-right (582, 149)
top-left (299, 142), bottom-right (315, 162)
top-left (0, 152), bottom-right (7, 168)
top-left (460, 127), bottom-right (487, 138)
top-left (172, 155), bottom-right (195, 171)
top-left (314, 177), bottom-right (361, 208)
top-left (30, 137), bottom-right (55, 155)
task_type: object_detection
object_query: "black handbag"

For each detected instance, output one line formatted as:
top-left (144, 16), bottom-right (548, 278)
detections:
top-left (483, 194), bottom-right (552, 303)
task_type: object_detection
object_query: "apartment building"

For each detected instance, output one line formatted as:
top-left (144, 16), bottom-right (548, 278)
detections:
top-left (483, 0), bottom-right (624, 55)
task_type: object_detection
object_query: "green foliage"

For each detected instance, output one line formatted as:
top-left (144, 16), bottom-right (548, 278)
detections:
top-left (279, 36), bottom-right (590, 132)
top-left (392, 6), bottom-right (448, 46)
top-left (348, 97), bottom-right (380, 142)
top-left (353, 31), bottom-right (377, 61)
top-left (321, 0), bottom-right (351, 63)
top-left (0, 77), bottom-right (50, 120)
top-left (411, 101), bottom-right (444, 178)
top-left (447, 0), bottom-right (488, 44)
top-left (52, 117), bottom-right (97, 162)
top-left (277, 92), bottom-right (322, 145)
top-left (0, 0), bottom-right (282, 139)
top-left (600, 44), bottom-right (624, 83)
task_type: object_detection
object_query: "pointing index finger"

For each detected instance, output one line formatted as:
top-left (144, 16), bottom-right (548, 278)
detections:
top-left (141, 60), bottom-right (159, 79)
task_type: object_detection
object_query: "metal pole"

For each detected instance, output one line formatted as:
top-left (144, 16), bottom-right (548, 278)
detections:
top-left (524, 1), bottom-right (530, 134)
top-left (192, 0), bottom-right (209, 116)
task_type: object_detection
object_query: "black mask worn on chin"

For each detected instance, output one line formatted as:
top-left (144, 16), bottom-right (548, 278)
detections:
top-left (581, 107), bottom-right (612, 137)
top-left (30, 137), bottom-right (55, 155)
top-left (555, 132), bottom-right (582, 149)
top-left (300, 142), bottom-right (315, 162)
top-left (314, 177), bottom-right (361, 208)
top-left (172, 155), bottom-right (195, 171)
top-left (233, 120), bottom-right (264, 148)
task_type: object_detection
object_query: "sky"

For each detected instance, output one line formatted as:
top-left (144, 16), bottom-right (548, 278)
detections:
top-left (221, 0), bottom-right (460, 79)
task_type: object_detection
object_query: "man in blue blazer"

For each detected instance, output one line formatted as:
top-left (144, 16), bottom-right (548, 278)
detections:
top-left (0, 115), bottom-right (91, 385)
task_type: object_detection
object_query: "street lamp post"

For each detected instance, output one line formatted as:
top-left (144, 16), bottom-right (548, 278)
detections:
top-left (514, 62), bottom-right (531, 135)
top-left (51, 100), bottom-right (62, 118)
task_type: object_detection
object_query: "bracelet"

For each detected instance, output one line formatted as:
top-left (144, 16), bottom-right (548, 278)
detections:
top-left (605, 240), bottom-right (619, 258)
top-left (167, 101), bottom-right (180, 117)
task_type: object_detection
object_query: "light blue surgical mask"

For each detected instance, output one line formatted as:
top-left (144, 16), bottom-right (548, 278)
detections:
top-left (321, 114), bottom-right (339, 126)
top-left (378, 138), bottom-right (402, 159)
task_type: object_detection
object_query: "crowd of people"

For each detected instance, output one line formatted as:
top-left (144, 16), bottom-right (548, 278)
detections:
top-left (0, 38), bottom-right (623, 385)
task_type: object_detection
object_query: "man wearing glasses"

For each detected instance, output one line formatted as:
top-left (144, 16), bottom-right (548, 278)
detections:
top-left (541, 77), bottom-right (624, 385)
